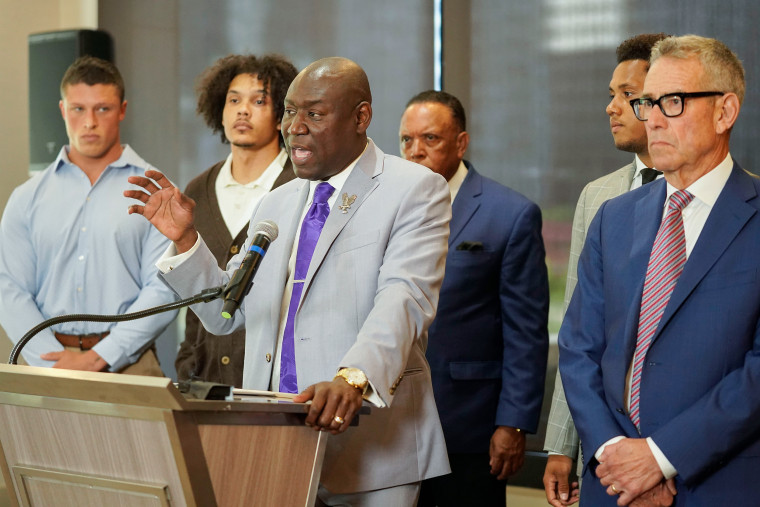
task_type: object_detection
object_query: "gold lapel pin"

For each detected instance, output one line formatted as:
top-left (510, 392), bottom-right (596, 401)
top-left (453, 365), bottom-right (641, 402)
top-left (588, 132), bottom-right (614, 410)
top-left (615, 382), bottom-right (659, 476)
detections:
top-left (338, 192), bottom-right (357, 214)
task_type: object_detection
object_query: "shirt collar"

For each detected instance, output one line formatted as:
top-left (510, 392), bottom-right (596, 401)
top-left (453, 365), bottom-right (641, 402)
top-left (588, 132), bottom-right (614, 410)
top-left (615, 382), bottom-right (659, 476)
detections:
top-left (633, 154), bottom-right (648, 176)
top-left (666, 153), bottom-right (733, 208)
top-left (447, 160), bottom-right (468, 202)
top-left (54, 144), bottom-right (137, 172)
top-left (218, 148), bottom-right (288, 190)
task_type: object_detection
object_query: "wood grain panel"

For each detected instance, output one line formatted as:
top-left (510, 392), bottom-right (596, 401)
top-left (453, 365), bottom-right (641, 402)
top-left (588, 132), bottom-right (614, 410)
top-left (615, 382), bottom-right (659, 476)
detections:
top-left (198, 424), bottom-right (325, 507)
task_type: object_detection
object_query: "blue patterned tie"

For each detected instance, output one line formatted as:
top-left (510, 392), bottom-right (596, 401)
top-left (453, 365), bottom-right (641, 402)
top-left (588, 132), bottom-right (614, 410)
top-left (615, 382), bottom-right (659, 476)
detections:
top-left (279, 182), bottom-right (335, 393)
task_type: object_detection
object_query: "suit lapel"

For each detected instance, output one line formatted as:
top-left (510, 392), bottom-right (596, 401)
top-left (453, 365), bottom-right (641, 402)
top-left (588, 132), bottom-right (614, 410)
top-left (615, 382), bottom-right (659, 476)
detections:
top-left (267, 179), bottom-right (310, 323)
top-left (300, 142), bottom-right (381, 306)
top-left (449, 163), bottom-right (482, 246)
top-left (616, 160), bottom-right (636, 195)
top-left (630, 181), bottom-right (666, 264)
top-left (614, 182), bottom-right (665, 387)
top-left (654, 164), bottom-right (758, 340)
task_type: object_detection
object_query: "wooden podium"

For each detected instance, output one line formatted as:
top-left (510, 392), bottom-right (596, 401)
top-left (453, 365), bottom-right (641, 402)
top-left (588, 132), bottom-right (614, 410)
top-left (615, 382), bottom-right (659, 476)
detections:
top-left (0, 364), bottom-right (334, 507)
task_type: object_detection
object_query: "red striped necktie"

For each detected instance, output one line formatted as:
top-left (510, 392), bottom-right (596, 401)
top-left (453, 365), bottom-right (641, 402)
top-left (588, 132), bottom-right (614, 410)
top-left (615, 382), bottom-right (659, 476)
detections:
top-left (629, 189), bottom-right (694, 430)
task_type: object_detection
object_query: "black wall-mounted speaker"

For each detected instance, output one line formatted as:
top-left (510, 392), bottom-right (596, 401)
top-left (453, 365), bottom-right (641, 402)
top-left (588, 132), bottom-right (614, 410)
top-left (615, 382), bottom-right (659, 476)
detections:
top-left (28, 29), bottom-right (113, 173)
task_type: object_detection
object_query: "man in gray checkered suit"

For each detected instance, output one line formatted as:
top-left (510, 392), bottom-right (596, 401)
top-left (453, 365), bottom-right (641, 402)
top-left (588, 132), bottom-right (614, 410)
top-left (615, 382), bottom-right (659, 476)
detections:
top-left (542, 32), bottom-right (668, 507)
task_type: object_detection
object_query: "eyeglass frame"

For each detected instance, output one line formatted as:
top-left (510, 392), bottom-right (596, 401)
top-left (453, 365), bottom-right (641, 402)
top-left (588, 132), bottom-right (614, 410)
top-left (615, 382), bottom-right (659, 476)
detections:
top-left (629, 91), bottom-right (725, 121)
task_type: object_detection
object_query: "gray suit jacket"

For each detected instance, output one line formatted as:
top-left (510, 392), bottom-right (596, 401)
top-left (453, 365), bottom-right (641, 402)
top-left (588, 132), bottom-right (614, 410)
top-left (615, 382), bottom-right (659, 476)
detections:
top-left (161, 140), bottom-right (452, 493)
top-left (544, 160), bottom-right (635, 461)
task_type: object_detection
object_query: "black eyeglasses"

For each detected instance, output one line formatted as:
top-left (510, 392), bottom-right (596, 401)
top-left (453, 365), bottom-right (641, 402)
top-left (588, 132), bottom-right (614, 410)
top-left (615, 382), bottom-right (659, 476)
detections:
top-left (629, 91), bottom-right (724, 121)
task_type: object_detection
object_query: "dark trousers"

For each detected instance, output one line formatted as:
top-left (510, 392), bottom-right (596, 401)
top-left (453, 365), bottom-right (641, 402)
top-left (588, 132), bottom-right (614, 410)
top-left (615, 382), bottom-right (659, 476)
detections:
top-left (418, 453), bottom-right (506, 507)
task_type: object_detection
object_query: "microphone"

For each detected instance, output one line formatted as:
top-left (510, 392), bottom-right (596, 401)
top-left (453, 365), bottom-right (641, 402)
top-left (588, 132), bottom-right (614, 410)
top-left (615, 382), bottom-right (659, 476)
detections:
top-left (221, 220), bottom-right (278, 319)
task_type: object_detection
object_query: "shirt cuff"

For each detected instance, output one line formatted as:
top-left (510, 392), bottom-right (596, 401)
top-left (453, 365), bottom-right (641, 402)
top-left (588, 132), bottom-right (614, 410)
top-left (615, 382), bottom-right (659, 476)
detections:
top-left (92, 337), bottom-right (126, 371)
top-left (647, 437), bottom-right (677, 479)
top-left (363, 380), bottom-right (386, 408)
top-left (595, 435), bottom-right (625, 461)
top-left (156, 233), bottom-right (203, 273)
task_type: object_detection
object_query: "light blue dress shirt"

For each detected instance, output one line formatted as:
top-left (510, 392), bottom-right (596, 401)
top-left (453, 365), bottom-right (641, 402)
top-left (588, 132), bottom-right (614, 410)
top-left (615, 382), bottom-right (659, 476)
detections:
top-left (0, 145), bottom-right (178, 370)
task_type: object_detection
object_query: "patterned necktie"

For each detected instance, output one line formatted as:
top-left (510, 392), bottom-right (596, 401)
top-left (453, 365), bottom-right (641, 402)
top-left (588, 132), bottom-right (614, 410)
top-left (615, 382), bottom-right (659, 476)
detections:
top-left (640, 168), bottom-right (662, 185)
top-left (629, 189), bottom-right (694, 430)
top-left (279, 182), bottom-right (335, 393)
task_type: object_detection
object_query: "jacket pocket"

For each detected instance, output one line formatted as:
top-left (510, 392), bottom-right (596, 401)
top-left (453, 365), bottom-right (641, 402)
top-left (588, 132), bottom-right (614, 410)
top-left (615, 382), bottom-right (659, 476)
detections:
top-left (333, 229), bottom-right (380, 254)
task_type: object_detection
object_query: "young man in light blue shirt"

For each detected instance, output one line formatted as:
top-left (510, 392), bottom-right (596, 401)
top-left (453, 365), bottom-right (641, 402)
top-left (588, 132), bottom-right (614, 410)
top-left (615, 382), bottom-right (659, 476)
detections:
top-left (0, 56), bottom-right (176, 374)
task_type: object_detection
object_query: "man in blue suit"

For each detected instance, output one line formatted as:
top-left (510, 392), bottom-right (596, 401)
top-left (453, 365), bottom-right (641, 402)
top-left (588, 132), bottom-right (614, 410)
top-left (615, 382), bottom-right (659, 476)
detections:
top-left (559, 35), bottom-right (756, 506)
top-left (400, 90), bottom-right (549, 506)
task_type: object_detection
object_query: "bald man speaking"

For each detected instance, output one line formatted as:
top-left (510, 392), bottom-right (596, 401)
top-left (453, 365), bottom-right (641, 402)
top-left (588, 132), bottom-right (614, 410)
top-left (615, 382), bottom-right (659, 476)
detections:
top-left (126, 57), bottom-right (451, 506)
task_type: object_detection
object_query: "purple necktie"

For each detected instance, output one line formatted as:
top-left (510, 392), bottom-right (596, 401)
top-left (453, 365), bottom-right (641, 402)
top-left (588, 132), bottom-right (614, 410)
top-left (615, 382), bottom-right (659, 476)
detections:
top-left (279, 182), bottom-right (335, 393)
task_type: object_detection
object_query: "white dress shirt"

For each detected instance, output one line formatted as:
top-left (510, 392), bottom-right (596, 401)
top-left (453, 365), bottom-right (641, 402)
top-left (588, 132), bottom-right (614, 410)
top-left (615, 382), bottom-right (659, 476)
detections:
top-left (215, 149), bottom-right (288, 237)
top-left (447, 160), bottom-right (468, 203)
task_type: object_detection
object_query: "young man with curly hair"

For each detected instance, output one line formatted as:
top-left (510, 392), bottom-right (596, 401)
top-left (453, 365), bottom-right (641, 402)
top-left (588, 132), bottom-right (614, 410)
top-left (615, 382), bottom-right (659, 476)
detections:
top-left (175, 54), bottom-right (298, 386)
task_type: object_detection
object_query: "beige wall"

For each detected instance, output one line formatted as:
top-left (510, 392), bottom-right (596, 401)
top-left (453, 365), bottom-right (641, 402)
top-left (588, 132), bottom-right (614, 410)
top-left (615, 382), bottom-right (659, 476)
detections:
top-left (0, 0), bottom-right (97, 368)
top-left (0, 5), bottom-right (98, 501)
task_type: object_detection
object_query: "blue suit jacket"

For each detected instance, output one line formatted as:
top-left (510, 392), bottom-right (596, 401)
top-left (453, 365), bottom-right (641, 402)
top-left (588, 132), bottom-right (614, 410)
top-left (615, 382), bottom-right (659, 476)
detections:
top-left (426, 162), bottom-right (549, 453)
top-left (559, 163), bottom-right (760, 505)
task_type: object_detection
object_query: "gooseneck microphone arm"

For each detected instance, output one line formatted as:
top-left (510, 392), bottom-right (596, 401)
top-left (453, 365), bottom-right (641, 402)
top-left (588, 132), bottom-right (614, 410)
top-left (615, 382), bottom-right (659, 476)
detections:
top-left (10, 220), bottom-right (279, 366)
top-left (8, 286), bottom-right (225, 365)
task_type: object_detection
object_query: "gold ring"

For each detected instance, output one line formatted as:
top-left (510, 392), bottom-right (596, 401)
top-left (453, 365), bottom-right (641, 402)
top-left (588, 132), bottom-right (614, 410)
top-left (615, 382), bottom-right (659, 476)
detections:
top-left (333, 415), bottom-right (344, 424)
top-left (611, 484), bottom-right (620, 494)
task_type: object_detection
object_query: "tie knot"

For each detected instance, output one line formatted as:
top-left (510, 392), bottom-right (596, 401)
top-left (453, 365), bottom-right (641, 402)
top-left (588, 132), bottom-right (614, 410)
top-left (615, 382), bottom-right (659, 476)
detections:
top-left (313, 182), bottom-right (335, 204)
top-left (668, 189), bottom-right (694, 211)
top-left (640, 167), bottom-right (662, 185)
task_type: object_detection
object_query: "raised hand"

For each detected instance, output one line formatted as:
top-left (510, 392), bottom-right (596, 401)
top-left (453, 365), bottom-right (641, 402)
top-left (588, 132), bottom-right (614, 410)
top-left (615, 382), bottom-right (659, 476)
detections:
top-left (124, 170), bottom-right (198, 252)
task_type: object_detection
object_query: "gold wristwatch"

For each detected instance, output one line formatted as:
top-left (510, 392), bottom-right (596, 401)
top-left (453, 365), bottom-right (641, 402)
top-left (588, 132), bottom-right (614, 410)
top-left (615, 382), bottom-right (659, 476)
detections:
top-left (334, 367), bottom-right (369, 395)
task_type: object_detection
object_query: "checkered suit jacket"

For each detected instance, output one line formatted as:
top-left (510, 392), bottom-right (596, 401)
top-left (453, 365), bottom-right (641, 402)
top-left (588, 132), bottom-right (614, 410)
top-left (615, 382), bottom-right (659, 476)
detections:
top-left (544, 160), bottom-right (635, 463)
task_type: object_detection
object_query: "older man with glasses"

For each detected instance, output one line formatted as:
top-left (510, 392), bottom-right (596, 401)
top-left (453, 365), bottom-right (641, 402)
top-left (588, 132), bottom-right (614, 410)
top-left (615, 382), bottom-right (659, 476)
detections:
top-left (559, 34), bottom-right (760, 506)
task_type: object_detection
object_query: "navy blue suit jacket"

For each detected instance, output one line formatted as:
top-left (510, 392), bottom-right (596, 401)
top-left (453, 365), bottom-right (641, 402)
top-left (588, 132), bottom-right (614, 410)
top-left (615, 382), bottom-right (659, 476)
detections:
top-left (426, 162), bottom-right (549, 453)
top-left (560, 163), bottom-right (760, 505)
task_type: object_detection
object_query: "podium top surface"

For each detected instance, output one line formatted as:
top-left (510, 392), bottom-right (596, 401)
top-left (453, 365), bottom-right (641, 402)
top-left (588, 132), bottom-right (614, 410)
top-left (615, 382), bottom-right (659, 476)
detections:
top-left (0, 364), bottom-right (313, 415)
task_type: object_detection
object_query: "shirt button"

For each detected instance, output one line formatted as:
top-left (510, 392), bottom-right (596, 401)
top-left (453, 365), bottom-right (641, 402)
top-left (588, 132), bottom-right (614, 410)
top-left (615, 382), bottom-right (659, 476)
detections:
top-left (77, 287), bottom-right (83, 292)
top-left (78, 255), bottom-right (84, 261)
top-left (81, 227), bottom-right (87, 232)
top-left (230, 245), bottom-right (239, 254)
top-left (265, 353), bottom-right (272, 362)
top-left (220, 356), bottom-right (231, 365)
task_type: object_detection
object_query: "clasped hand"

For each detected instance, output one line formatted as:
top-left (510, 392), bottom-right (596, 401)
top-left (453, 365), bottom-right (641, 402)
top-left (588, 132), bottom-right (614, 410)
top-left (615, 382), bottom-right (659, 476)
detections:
top-left (597, 438), bottom-right (676, 506)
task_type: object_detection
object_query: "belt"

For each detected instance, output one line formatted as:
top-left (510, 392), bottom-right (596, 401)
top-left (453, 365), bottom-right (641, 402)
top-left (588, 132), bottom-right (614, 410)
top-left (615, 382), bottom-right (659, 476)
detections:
top-left (54, 332), bottom-right (110, 350)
